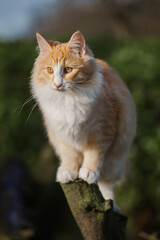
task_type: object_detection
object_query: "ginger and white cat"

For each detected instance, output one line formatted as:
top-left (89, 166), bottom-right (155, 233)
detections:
top-left (31, 31), bottom-right (136, 200)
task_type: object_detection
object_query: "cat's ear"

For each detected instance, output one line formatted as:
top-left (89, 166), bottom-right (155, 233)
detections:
top-left (36, 32), bottom-right (52, 54)
top-left (67, 31), bottom-right (86, 57)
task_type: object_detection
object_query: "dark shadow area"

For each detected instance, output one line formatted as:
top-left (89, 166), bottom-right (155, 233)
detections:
top-left (0, 157), bottom-right (83, 240)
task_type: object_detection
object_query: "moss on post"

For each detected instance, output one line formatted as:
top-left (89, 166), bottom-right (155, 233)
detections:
top-left (61, 180), bottom-right (127, 240)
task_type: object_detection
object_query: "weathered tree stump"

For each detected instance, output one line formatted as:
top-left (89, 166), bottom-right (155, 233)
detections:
top-left (61, 180), bottom-right (127, 240)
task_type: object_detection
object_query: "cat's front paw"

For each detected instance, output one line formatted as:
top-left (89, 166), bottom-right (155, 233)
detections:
top-left (79, 167), bottom-right (100, 184)
top-left (56, 167), bottom-right (78, 183)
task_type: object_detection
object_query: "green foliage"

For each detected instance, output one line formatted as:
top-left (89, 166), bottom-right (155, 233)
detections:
top-left (0, 36), bottom-right (160, 238)
top-left (0, 41), bottom-right (48, 169)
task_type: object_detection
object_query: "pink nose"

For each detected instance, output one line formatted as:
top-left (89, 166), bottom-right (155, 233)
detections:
top-left (54, 83), bottom-right (62, 88)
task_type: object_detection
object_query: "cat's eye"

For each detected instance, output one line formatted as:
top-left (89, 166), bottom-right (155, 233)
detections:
top-left (47, 67), bottom-right (54, 74)
top-left (64, 67), bottom-right (73, 74)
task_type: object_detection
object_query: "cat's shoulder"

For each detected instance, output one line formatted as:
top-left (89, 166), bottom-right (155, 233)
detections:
top-left (96, 59), bottom-right (120, 83)
top-left (96, 59), bottom-right (111, 71)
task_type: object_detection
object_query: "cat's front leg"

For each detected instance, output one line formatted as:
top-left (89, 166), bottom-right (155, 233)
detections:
top-left (56, 141), bottom-right (83, 183)
top-left (44, 120), bottom-right (83, 183)
top-left (79, 148), bottom-right (103, 184)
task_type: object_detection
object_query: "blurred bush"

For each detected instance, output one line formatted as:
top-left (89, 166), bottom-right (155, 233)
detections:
top-left (0, 36), bottom-right (160, 239)
top-left (0, 41), bottom-right (57, 174)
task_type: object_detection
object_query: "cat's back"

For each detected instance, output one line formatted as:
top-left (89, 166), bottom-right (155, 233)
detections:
top-left (96, 59), bottom-right (127, 90)
top-left (96, 58), bottom-right (135, 105)
top-left (96, 59), bottom-right (136, 142)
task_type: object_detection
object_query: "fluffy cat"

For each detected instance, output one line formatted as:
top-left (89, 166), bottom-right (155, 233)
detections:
top-left (31, 31), bottom-right (136, 200)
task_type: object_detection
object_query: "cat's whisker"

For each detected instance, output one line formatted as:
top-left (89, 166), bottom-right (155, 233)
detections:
top-left (72, 86), bottom-right (84, 98)
top-left (13, 96), bottom-right (34, 114)
top-left (75, 85), bottom-right (90, 94)
top-left (76, 80), bottom-right (97, 87)
top-left (68, 88), bottom-right (76, 100)
top-left (25, 103), bottom-right (38, 125)
top-left (73, 80), bottom-right (97, 89)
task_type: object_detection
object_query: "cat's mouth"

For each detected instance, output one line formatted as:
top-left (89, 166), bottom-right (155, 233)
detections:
top-left (57, 88), bottom-right (65, 92)
top-left (51, 86), bottom-right (66, 92)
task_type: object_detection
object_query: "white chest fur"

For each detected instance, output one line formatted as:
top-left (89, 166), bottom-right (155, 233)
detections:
top-left (32, 72), bottom-right (102, 149)
top-left (34, 85), bottom-right (97, 148)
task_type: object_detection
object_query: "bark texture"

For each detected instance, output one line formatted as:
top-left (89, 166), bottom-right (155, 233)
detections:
top-left (61, 180), bottom-right (127, 240)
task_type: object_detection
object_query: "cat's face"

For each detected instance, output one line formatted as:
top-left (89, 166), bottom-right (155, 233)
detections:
top-left (35, 31), bottom-right (96, 91)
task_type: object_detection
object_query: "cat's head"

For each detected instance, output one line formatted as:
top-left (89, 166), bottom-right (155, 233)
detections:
top-left (35, 31), bottom-right (97, 91)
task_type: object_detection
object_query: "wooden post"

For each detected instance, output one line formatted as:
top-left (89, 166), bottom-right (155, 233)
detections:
top-left (61, 180), bottom-right (127, 240)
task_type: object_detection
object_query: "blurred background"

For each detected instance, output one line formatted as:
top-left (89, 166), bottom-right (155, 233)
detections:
top-left (0, 0), bottom-right (160, 239)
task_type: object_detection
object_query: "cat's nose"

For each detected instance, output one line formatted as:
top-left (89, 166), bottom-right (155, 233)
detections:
top-left (54, 82), bottom-right (62, 88)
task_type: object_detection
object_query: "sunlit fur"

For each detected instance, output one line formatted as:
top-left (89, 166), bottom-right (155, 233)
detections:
top-left (31, 31), bottom-right (136, 200)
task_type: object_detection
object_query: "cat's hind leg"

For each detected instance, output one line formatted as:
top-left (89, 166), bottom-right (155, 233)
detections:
top-left (98, 180), bottom-right (114, 200)
top-left (98, 180), bottom-right (120, 212)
